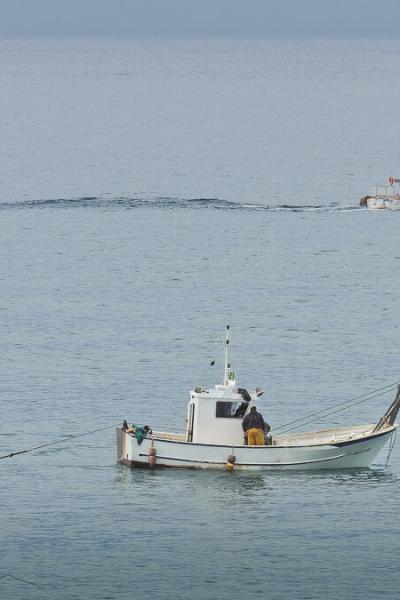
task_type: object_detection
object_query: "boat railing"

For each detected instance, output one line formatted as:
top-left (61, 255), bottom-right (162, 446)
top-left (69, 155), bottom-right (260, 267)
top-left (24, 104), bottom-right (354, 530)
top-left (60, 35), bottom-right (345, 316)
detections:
top-left (367, 184), bottom-right (400, 199)
top-left (274, 424), bottom-right (374, 447)
top-left (152, 430), bottom-right (187, 442)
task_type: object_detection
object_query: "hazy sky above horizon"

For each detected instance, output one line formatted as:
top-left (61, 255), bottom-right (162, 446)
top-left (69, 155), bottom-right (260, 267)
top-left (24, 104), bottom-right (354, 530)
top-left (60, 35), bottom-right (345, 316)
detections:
top-left (1, 0), bottom-right (400, 37)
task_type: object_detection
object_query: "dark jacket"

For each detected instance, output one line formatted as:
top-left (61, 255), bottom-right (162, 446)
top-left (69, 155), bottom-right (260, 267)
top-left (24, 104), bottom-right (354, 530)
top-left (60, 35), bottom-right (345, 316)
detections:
top-left (242, 410), bottom-right (267, 432)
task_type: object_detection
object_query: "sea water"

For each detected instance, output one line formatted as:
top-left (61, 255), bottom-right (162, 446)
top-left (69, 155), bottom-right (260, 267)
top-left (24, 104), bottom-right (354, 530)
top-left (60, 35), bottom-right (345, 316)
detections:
top-left (0, 37), bottom-right (400, 600)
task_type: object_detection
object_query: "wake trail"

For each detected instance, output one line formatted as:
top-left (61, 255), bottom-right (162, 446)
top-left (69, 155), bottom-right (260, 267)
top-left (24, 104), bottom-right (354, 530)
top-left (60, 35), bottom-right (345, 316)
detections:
top-left (0, 196), bottom-right (362, 212)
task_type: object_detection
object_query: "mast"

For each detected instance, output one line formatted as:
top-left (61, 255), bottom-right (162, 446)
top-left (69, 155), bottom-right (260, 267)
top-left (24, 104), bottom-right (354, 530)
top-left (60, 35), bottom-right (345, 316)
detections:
top-left (223, 325), bottom-right (230, 385)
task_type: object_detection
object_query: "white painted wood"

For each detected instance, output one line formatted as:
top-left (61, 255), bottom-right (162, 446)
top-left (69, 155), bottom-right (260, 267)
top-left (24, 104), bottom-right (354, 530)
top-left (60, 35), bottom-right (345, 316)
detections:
top-left (117, 424), bottom-right (395, 470)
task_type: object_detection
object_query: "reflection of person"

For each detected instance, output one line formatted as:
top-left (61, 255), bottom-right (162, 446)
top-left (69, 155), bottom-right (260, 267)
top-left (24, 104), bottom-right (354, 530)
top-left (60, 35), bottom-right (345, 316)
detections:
top-left (242, 406), bottom-right (269, 446)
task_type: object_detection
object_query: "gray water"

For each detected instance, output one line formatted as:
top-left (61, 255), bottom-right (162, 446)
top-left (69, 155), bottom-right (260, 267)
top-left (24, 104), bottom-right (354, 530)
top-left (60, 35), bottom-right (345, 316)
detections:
top-left (1, 37), bottom-right (400, 600)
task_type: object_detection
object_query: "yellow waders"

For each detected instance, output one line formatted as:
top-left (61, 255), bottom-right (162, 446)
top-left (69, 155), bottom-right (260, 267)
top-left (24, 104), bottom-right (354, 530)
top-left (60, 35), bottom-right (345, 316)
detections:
top-left (247, 428), bottom-right (265, 446)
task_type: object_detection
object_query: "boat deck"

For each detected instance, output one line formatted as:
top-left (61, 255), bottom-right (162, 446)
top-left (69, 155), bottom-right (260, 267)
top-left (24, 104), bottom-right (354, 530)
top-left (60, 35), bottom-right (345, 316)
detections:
top-left (147, 424), bottom-right (382, 447)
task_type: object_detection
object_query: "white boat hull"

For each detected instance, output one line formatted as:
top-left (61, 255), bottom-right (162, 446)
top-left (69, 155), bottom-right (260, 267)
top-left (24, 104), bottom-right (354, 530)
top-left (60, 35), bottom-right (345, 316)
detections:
top-left (116, 425), bottom-right (395, 471)
top-left (366, 198), bottom-right (400, 210)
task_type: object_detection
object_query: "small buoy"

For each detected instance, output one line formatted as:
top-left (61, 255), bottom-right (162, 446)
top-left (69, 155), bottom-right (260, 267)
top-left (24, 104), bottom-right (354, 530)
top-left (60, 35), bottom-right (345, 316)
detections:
top-left (225, 454), bottom-right (236, 471)
top-left (148, 447), bottom-right (156, 468)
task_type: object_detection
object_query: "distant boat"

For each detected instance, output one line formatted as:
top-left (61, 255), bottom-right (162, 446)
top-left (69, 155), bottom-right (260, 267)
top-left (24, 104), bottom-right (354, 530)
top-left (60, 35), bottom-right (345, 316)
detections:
top-left (117, 327), bottom-right (399, 471)
top-left (359, 177), bottom-right (400, 210)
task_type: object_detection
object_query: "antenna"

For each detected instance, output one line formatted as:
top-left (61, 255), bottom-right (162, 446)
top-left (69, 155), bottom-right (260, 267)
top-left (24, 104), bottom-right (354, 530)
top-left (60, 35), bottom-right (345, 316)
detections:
top-left (223, 325), bottom-right (230, 385)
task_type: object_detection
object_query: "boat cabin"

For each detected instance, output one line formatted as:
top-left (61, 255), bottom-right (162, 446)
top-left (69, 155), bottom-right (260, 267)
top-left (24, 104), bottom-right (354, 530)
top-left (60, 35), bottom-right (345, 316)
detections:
top-left (186, 377), bottom-right (263, 445)
top-left (185, 327), bottom-right (263, 445)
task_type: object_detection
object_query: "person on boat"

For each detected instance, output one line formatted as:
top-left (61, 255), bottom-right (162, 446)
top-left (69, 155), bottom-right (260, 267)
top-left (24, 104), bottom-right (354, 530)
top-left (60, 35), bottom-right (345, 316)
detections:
top-left (242, 406), bottom-right (269, 446)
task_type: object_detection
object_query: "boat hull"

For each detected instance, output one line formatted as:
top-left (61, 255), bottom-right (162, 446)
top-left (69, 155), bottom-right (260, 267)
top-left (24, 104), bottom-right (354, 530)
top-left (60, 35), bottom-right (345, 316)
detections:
top-left (366, 198), bottom-right (400, 210)
top-left (116, 426), bottom-right (395, 471)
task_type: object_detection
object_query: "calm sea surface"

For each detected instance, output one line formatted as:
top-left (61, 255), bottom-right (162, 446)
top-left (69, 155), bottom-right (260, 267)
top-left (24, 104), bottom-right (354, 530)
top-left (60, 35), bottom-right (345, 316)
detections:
top-left (1, 37), bottom-right (400, 600)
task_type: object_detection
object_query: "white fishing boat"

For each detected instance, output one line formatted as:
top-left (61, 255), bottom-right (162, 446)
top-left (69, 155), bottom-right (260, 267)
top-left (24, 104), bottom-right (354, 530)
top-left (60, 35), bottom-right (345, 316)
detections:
top-left (116, 327), bottom-right (399, 471)
top-left (359, 177), bottom-right (400, 210)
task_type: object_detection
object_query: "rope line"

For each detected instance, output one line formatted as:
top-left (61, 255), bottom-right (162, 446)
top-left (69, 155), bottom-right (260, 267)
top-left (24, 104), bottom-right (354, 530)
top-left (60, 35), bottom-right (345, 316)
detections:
top-left (276, 388), bottom-right (396, 435)
top-left (0, 422), bottom-right (122, 461)
top-left (2, 381), bottom-right (399, 460)
top-left (0, 574), bottom-right (41, 589)
top-left (273, 380), bottom-right (400, 435)
top-left (385, 430), bottom-right (397, 469)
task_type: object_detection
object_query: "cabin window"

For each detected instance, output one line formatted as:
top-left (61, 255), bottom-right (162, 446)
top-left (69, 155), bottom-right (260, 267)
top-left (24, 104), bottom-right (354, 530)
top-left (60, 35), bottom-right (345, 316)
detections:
top-left (216, 401), bottom-right (248, 418)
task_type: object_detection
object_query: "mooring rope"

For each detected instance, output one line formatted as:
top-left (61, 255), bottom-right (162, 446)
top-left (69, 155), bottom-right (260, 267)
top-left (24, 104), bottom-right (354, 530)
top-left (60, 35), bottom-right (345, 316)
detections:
top-left (2, 381), bottom-right (400, 460)
top-left (0, 422), bottom-right (122, 461)
top-left (273, 380), bottom-right (400, 435)
top-left (385, 430), bottom-right (397, 469)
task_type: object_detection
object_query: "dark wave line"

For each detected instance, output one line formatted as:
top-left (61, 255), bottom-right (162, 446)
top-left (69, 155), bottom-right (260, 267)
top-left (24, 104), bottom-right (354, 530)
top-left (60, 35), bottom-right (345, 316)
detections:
top-left (0, 196), bottom-right (362, 212)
